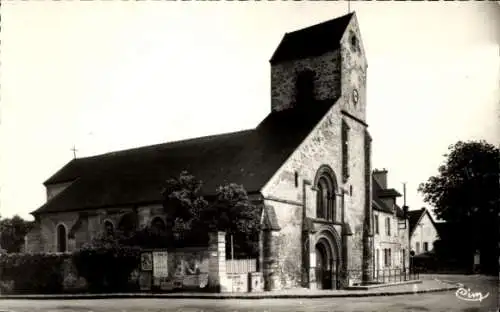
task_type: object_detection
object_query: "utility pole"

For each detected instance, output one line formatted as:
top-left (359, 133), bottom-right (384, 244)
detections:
top-left (403, 183), bottom-right (407, 207)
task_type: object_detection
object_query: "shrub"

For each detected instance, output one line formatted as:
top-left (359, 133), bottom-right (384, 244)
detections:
top-left (0, 252), bottom-right (69, 294)
top-left (72, 236), bottom-right (141, 293)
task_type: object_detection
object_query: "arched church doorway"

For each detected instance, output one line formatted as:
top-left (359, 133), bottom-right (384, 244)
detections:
top-left (314, 236), bottom-right (339, 290)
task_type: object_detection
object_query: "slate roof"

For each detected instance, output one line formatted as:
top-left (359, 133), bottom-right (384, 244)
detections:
top-left (377, 189), bottom-right (402, 198)
top-left (408, 209), bottom-right (425, 235)
top-left (270, 13), bottom-right (354, 64)
top-left (372, 177), bottom-right (406, 219)
top-left (34, 100), bottom-right (335, 215)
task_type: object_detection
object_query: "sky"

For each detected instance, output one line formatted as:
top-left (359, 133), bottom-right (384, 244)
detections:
top-left (1, 1), bottom-right (499, 221)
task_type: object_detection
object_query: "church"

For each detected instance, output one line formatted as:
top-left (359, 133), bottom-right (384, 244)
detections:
top-left (26, 12), bottom-right (379, 290)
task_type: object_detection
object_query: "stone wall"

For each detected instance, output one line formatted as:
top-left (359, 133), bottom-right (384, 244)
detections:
top-left (339, 14), bottom-right (368, 123)
top-left (271, 51), bottom-right (341, 112)
top-left (263, 200), bottom-right (303, 289)
top-left (26, 204), bottom-right (168, 253)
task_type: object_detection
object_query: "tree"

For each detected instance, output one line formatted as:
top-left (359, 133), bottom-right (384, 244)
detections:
top-left (418, 140), bottom-right (499, 274)
top-left (161, 171), bottom-right (209, 246)
top-left (161, 171), bottom-right (261, 256)
top-left (0, 215), bottom-right (34, 253)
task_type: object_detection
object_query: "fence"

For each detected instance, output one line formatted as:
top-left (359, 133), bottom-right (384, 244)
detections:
top-left (372, 268), bottom-right (419, 284)
top-left (226, 259), bottom-right (257, 274)
top-left (344, 268), bottom-right (419, 286)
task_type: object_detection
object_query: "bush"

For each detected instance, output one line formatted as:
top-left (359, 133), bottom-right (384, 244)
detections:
top-left (72, 236), bottom-right (141, 293)
top-left (0, 252), bottom-right (69, 294)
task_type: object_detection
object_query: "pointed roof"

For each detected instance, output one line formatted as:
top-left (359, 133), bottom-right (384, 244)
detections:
top-left (270, 13), bottom-right (354, 64)
top-left (35, 100), bottom-right (334, 215)
top-left (408, 207), bottom-right (438, 236)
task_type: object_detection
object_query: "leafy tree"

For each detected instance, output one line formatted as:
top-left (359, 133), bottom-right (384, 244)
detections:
top-left (0, 215), bottom-right (34, 253)
top-left (418, 140), bottom-right (499, 274)
top-left (161, 171), bottom-right (261, 256)
top-left (161, 171), bottom-right (209, 246)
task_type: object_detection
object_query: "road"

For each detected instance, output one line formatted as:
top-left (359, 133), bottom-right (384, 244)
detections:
top-left (0, 275), bottom-right (497, 312)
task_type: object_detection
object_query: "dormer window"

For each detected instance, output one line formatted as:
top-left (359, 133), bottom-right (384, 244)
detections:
top-left (295, 69), bottom-right (315, 104)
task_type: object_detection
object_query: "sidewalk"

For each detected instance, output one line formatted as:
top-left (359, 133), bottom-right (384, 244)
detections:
top-left (0, 279), bottom-right (459, 300)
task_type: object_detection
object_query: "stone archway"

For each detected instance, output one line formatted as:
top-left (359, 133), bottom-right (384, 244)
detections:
top-left (312, 227), bottom-right (342, 290)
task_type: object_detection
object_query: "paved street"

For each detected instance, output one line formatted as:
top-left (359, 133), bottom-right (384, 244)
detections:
top-left (0, 275), bottom-right (497, 312)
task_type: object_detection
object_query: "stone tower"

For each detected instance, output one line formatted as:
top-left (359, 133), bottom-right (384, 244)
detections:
top-left (267, 11), bottom-right (373, 286)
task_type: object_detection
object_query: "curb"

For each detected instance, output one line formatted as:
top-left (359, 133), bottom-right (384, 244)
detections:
top-left (0, 286), bottom-right (458, 300)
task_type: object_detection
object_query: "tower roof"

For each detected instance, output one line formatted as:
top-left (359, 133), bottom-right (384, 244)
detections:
top-left (270, 12), bottom-right (354, 64)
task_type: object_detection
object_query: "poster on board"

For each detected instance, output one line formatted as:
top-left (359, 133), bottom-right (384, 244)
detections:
top-left (153, 251), bottom-right (169, 278)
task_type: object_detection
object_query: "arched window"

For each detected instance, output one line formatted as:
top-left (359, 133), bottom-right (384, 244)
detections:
top-left (316, 175), bottom-right (336, 221)
top-left (118, 212), bottom-right (137, 236)
top-left (56, 224), bottom-right (67, 252)
top-left (151, 217), bottom-right (166, 234)
top-left (104, 220), bottom-right (114, 236)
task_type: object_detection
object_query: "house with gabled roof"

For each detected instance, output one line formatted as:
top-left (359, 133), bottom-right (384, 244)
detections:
top-left (408, 207), bottom-right (440, 255)
top-left (371, 169), bottom-right (410, 278)
top-left (25, 12), bottom-right (375, 291)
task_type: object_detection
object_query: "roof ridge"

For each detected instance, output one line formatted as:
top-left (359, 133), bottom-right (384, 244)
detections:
top-left (286, 12), bottom-right (354, 36)
top-left (78, 128), bottom-right (256, 160)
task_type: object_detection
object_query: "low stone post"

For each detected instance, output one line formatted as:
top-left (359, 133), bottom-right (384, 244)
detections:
top-left (262, 230), bottom-right (280, 291)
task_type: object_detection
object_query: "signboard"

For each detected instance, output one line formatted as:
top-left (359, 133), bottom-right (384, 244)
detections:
top-left (153, 251), bottom-right (169, 278)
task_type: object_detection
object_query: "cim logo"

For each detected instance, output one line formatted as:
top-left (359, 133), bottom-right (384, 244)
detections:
top-left (455, 285), bottom-right (490, 302)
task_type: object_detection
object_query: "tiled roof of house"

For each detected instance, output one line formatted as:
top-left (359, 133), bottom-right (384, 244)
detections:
top-left (377, 188), bottom-right (402, 198)
top-left (34, 100), bottom-right (335, 215)
top-left (372, 177), bottom-right (392, 214)
top-left (408, 209), bottom-right (425, 235)
top-left (270, 13), bottom-right (354, 64)
top-left (372, 177), bottom-right (406, 219)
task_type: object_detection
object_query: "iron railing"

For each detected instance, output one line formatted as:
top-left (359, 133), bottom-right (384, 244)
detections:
top-left (343, 268), bottom-right (419, 286)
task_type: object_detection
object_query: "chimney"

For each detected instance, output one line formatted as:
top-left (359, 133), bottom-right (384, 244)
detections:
top-left (372, 168), bottom-right (388, 189)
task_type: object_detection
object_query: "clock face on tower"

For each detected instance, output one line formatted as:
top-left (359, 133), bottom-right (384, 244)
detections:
top-left (352, 89), bottom-right (359, 105)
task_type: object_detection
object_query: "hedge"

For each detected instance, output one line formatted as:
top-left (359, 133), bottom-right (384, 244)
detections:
top-left (0, 252), bottom-right (70, 294)
top-left (72, 237), bottom-right (141, 293)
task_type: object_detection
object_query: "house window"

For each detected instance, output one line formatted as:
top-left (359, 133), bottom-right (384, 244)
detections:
top-left (316, 176), bottom-right (335, 220)
top-left (416, 242), bottom-right (420, 254)
top-left (386, 217), bottom-right (391, 236)
top-left (423, 242), bottom-right (429, 252)
top-left (384, 248), bottom-right (392, 267)
top-left (104, 220), bottom-right (114, 236)
top-left (376, 249), bottom-right (380, 270)
top-left (402, 249), bottom-right (406, 269)
top-left (296, 70), bottom-right (315, 104)
top-left (374, 215), bottom-right (379, 235)
top-left (56, 224), bottom-right (67, 253)
top-left (342, 120), bottom-right (350, 182)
